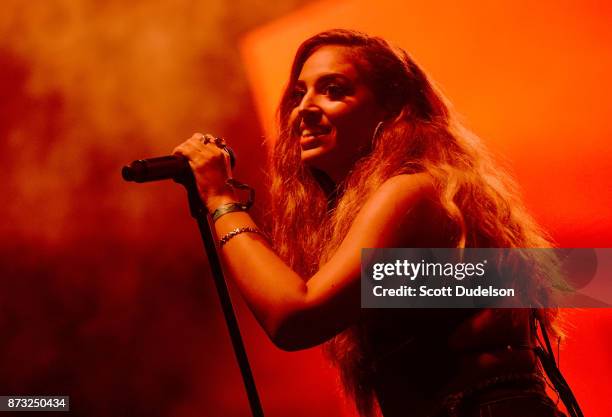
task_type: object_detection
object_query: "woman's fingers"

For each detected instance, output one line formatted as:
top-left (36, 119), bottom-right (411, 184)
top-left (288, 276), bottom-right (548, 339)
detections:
top-left (172, 133), bottom-right (200, 156)
top-left (173, 135), bottom-right (212, 160)
top-left (171, 133), bottom-right (236, 207)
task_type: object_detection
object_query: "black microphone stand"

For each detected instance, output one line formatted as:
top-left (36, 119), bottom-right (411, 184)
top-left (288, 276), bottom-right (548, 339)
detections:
top-left (131, 168), bottom-right (265, 417)
top-left (178, 172), bottom-right (264, 417)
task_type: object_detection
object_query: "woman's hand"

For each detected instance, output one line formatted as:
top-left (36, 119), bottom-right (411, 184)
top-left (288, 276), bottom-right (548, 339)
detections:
top-left (172, 133), bottom-right (237, 212)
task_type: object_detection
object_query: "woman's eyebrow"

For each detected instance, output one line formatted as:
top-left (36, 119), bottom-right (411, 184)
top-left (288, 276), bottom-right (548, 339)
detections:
top-left (319, 72), bottom-right (352, 81)
top-left (315, 73), bottom-right (353, 85)
top-left (296, 73), bottom-right (353, 87)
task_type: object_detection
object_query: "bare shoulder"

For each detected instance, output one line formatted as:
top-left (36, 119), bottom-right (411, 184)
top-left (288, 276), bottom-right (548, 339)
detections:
top-left (344, 173), bottom-right (438, 248)
top-left (379, 173), bottom-right (434, 193)
top-left (364, 173), bottom-right (436, 211)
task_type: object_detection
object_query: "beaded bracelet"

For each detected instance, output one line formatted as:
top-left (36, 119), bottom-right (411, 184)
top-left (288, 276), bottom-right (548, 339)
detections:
top-left (219, 226), bottom-right (266, 248)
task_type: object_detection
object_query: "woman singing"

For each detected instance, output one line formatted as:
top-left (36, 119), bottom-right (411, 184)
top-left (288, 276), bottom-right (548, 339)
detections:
top-left (173, 29), bottom-right (568, 417)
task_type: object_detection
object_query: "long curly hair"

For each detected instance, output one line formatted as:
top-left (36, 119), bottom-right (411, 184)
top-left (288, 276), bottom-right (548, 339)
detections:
top-left (267, 29), bottom-right (559, 417)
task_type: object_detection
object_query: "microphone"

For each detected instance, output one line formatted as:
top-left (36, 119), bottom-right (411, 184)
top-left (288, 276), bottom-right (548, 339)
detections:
top-left (122, 147), bottom-right (236, 183)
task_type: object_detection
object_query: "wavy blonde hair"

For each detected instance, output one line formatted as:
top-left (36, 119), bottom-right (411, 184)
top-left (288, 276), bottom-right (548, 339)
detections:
top-left (267, 29), bottom-right (559, 417)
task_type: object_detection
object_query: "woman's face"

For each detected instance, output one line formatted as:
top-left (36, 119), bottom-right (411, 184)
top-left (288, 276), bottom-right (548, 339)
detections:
top-left (288, 45), bottom-right (386, 182)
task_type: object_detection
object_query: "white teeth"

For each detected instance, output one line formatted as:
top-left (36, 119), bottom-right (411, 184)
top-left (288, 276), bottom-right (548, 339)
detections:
top-left (301, 128), bottom-right (328, 137)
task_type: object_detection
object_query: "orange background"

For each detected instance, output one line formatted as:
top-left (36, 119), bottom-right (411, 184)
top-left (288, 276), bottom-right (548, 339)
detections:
top-left (0, 1), bottom-right (610, 416)
top-left (240, 1), bottom-right (612, 415)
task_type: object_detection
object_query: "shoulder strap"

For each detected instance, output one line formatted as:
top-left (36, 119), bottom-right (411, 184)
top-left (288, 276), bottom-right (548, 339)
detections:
top-left (531, 309), bottom-right (584, 417)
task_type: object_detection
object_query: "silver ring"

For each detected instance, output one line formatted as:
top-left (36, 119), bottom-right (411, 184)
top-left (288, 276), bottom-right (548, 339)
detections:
top-left (200, 133), bottom-right (215, 144)
top-left (213, 136), bottom-right (226, 148)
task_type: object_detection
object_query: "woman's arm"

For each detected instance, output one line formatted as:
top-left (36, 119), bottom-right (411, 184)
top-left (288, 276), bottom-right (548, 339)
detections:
top-left (173, 135), bottom-right (435, 350)
top-left (213, 175), bottom-right (434, 350)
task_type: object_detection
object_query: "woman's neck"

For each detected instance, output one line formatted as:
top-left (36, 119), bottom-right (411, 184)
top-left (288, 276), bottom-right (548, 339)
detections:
top-left (309, 168), bottom-right (339, 210)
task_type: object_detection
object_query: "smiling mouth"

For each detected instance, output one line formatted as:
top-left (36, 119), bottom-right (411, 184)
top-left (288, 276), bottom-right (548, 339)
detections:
top-left (300, 137), bottom-right (321, 150)
top-left (300, 133), bottom-right (329, 150)
top-left (300, 127), bottom-right (331, 150)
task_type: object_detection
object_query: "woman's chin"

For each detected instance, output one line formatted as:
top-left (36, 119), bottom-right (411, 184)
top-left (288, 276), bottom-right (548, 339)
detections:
top-left (300, 147), bottom-right (329, 166)
top-left (301, 150), bottom-right (346, 184)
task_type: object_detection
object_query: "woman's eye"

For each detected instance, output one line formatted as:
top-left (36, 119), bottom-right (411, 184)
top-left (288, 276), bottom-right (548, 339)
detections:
top-left (290, 90), bottom-right (305, 105)
top-left (324, 84), bottom-right (346, 99)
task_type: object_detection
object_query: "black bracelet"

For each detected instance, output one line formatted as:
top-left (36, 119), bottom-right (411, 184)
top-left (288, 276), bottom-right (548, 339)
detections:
top-left (210, 178), bottom-right (255, 222)
top-left (212, 202), bottom-right (246, 222)
top-left (225, 178), bottom-right (255, 210)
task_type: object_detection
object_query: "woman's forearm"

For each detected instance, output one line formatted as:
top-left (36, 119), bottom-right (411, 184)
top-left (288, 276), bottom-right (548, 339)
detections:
top-left (212, 210), bottom-right (309, 345)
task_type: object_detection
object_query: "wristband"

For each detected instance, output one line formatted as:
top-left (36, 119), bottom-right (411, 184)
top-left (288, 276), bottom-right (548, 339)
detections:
top-left (209, 178), bottom-right (255, 222)
top-left (212, 202), bottom-right (246, 222)
top-left (226, 178), bottom-right (255, 210)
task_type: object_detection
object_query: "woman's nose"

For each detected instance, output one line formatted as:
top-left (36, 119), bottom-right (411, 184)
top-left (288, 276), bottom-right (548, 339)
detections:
top-left (299, 106), bottom-right (322, 125)
top-left (297, 94), bottom-right (322, 124)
